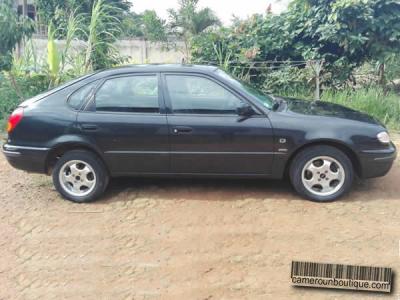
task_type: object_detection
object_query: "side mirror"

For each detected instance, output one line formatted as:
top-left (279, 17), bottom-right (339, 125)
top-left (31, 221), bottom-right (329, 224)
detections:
top-left (236, 103), bottom-right (255, 117)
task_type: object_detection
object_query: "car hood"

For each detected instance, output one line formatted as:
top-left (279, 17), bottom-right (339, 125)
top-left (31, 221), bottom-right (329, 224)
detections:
top-left (275, 96), bottom-right (383, 126)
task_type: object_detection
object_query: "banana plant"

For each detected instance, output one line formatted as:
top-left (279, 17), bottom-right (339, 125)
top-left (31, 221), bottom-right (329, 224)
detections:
top-left (47, 22), bottom-right (60, 86)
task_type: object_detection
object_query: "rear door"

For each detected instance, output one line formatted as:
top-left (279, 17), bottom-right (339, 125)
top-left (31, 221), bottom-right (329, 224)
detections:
top-left (162, 73), bottom-right (274, 175)
top-left (77, 73), bottom-right (169, 175)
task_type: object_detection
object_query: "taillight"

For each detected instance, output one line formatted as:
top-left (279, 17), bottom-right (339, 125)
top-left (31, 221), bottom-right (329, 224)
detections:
top-left (7, 107), bottom-right (24, 133)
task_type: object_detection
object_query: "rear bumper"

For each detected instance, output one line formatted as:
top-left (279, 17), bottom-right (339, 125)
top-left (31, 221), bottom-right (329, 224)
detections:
top-left (358, 143), bottom-right (397, 178)
top-left (2, 144), bottom-right (49, 174)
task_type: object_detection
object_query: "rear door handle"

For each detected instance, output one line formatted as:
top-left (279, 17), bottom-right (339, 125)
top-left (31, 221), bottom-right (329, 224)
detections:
top-left (173, 126), bottom-right (193, 134)
top-left (81, 124), bottom-right (98, 131)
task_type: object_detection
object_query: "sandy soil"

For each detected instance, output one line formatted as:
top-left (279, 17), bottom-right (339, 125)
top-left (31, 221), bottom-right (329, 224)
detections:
top-left (0, 134), bottom-right (399, 300)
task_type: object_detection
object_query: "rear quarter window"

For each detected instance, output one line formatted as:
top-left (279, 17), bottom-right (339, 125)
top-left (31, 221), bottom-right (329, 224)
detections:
top-left (67, 81), bottom-right (98, 110)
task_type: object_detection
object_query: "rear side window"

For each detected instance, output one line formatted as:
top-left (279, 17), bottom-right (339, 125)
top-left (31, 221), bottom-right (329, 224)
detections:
top-left (68, 81), bottom-right (98, 110)
top-left (95, 75), bottom-right (159, 113)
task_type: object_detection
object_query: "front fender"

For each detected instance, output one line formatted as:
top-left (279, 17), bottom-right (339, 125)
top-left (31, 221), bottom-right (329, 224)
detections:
top-left (268, 114), bottom-right (372, 179)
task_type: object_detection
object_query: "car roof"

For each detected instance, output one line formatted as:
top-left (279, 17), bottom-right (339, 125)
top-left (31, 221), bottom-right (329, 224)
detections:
top-left (93, 64), bottom-right (219, 78)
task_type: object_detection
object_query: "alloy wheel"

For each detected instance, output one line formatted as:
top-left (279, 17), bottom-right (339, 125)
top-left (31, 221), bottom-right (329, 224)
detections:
top-left (301, 156), bottom-right (345, 197)
top-left (59, 160), bottom-right (97, 197)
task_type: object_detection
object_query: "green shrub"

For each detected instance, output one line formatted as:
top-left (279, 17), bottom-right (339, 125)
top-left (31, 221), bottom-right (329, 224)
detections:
top-left (262, 65), bottom-right (313, 96)
top-left (0, 72), bottom-right (50, 122)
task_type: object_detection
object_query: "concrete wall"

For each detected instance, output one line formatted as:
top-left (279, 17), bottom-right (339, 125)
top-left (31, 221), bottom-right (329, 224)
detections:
top-left (116, 39), bottom-right (185, 64)
top-left (27, 36), bottom-right (185, 64)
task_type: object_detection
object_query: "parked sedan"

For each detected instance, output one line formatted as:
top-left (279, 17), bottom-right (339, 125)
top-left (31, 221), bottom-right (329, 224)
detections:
top-left (2, 64), bottom-right (397, 202)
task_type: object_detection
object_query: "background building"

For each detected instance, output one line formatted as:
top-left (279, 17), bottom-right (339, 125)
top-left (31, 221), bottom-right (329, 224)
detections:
top-left (15, 0), bottom-right (36, 19)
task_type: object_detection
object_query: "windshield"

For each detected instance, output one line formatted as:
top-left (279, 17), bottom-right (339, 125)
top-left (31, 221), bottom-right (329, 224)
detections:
top-left (215, 69), bottom-right (274, 109)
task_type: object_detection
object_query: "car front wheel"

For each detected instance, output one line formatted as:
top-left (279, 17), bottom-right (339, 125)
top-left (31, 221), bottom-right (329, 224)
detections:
top-left (289, 145), bottom-right (354, 202)
top-left (52, 150), bottom-right (109, 203)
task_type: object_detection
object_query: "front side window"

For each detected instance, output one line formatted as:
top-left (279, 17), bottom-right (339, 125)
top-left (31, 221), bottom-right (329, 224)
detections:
top-left (95, 75), bottom-right (159, 113)
top-left (215, 69), bottom-right (274, 109)
top-left (165, 75), bottom-right (245, 114)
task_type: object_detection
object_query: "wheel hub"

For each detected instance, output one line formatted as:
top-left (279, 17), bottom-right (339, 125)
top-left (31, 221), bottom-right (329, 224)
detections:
top-left (301, 156), bottom-right (345, 197)
top-left (59, 160), bottom-right (96, 197)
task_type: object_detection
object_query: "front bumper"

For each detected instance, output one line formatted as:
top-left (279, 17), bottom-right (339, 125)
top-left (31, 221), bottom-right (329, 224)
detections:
top-left (358, 142), bottom-right (397, 178)
top-left (2, 144), bottom-right (49, 174)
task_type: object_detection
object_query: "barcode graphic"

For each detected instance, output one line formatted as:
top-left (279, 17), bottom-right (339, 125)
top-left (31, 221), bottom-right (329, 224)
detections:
top-left (291, 261), bottom-right (392, 293)
top-left (291, 261), bottom-right (391, 282)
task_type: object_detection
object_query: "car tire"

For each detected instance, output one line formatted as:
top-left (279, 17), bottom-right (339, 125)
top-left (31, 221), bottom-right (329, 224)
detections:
top-left (52, 150), bottom-right (109, 203)
top-left (289, 145), bottom-right (354, 202)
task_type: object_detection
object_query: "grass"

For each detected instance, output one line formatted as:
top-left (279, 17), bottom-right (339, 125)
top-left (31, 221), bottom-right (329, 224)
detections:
top-left (322, 88), bottom-right (400, 130)
top-left (278, 87), bottom-right (400, 131)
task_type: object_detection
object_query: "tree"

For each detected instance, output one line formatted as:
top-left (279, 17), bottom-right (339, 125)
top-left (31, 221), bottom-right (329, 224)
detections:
top-left (192, 0), bottom-right (400, 87)
top-left (35, 0), bottom-right (131, 42)
top-left (83, 0), bottom-right (123, 71)
top-left (141, 10), bottom-right (167, 42)
top-left (191, 13), bottom-right (301, 85)
top-left (40, 0), bottom-right (124, 78)
top-left (0, 0), bottom-right (34, 70)
top-left (120, 12), bottom-right (144, 38)
top-left (35, 0), bottom-right (131, 24)
top-left (168, 0), bottom-right (221, 60)
top-left (121, 10), bottom-right (167, 42)
top-left (279, 0), bottom-right (400, 83)
top-left (327, 0), bottom-right (400, 85)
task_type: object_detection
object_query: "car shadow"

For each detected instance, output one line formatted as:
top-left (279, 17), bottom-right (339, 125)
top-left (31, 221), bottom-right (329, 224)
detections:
top-left (99, 176), bottom-right (302, 204)
top-left (97, 167), bottom-right (400, 204)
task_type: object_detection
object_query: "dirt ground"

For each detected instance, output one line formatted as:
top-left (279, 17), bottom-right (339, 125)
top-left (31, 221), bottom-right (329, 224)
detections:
top-left (1, 134), bottom-right (399, 300)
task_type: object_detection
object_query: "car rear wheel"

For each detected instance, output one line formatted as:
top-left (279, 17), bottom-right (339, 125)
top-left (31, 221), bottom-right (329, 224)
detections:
top-left (52, 150), bottom-right (109, 203)
top-left (289, 145), bottom-right (354, 202)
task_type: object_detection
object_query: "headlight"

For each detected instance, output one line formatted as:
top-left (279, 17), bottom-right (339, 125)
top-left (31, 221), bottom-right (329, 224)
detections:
top-left (377, 131), bottom-right (391, 144)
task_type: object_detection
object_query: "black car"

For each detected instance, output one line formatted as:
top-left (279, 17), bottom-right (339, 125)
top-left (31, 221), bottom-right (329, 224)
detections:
top-left (2, 64), bottom-right (397, 203)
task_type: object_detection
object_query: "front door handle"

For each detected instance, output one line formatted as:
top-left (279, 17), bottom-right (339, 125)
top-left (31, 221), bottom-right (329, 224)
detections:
top-left (81, 124), bottom-right (98, 131)
top-left (173, 126), bottom-right (193, 134)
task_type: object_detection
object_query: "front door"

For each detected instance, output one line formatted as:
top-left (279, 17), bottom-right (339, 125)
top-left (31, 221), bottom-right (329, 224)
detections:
top-left (163, 73), bottom-right (274, 175)
top-left (77, 73), bottom-right (169, 175)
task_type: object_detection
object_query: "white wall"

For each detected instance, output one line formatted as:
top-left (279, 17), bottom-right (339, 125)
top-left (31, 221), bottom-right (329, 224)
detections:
top-left (116, 39), bottom-right (185, 64)
top-left (27, 36), bottom-right (185, 64)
